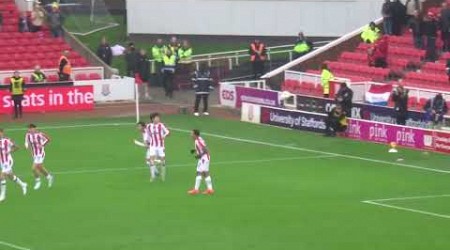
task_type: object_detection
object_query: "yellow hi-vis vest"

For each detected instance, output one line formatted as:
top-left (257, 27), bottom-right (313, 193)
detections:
top-left (10, 77), bottom-right (25, 95)
top-left (32, 72), bottom-right (45, 82)
top-left (178, 47), bottom-right (193, 61)
top-left (321, 69), bottom-right (334, 95)
top-left (361, 26), bottom-right (380, 44)
top-left (152, 45), bottom-right (166, 63)
top-left (293, 42), bottom-right (310, 53)
top-left (163, 55), bottom-right (176, 66)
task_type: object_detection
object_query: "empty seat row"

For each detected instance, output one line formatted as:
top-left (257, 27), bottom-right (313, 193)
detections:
top-left (420, 62), bottom-right (447, 75)
top-left (0, 38), bottom-right (66, 46)
top-left (327, 61), bottom-right (390, 81)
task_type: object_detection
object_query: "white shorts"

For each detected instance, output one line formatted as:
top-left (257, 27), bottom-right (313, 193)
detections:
top-left (33, 154), bottom-right (45, 165)
top-left (148, 147), bottom-right (165, 158)
top-left (0, 160), bottom-right (13, 174)
top-left (196, 156), bottom-right (210, 172)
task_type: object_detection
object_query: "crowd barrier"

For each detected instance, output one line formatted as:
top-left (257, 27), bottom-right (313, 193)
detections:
top-left (0, 67), bottom-right (105, 83)
top-left (241, 103), bottom-right (450, 154)
top-left (0, 77), bottom-right (135, 114)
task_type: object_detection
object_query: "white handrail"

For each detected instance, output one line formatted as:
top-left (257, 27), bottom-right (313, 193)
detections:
top-left (261, 18), bottom-right (383, 79)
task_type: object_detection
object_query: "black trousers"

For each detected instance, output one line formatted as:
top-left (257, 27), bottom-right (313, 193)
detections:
top-left (59, 73), bottom-right (70, 82)
top-left (325, 118), bottom-right (347, 136)
top-left (12, 94), bottom-right (23, 119)
top-left (163, 71), bottom-right (175, 98)
top-left (396, 111), bottom-right (407, 125)
top-left (252, 60), bottom-right (265, 79)
top-left (194, 94), bottom-right (209, 113)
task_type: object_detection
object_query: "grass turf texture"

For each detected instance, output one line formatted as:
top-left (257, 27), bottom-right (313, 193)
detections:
top-left (0, 115), bottom-right (449, 250)
top-left (71, 15), bottom-right (250, 75)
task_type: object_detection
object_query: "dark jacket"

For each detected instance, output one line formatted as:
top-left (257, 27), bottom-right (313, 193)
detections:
top-left (19, 16), bottom-right (29, 32)
top-left (381, 2), bottom-right (392, 17)
top-left (392, 89), bottom-right (409, 113)
top-left (422, 20), bottom-right (438, 37)
top-left (97, 43), bottom-right (113, 65)
top-left (440, 8), bottom-right (450, 32)
top-left (192, 70), bottom-right (213, 94)
top-left (408, 17), bottom-right (422, 36)
top-left (137, 54), bottom-right (150, 82)
top-left (424, 97), bottom-right (448, 114)
top-left (335, 86), bottom-right (353, 112)
top-left (125, 48), bottom-right (138, 72)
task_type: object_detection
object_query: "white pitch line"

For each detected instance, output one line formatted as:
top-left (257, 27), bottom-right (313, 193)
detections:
top-left (364, 194), bottom-right (450, 203)
top-left (362, 200), bottom-right (450, 220)
top-left (0, 241), bottom-right (31, 250)
top-left (53, 155), bottom-right (337, 175)
top-left (4, 122), bottom-right (450, 174)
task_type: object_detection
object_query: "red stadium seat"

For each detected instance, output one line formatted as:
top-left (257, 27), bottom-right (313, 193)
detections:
top-left (88, 73), bottom-right (102, 80)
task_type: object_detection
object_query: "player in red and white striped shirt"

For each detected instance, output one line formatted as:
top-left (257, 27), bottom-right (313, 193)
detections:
top-left (145, 113), bottom-right (170, 182)
top-left (188, 129), bottom-right (214, 195)
top-left (0, 128), bottom-right (28, 202)
top-left (25, 124), bottom-right (54, 190)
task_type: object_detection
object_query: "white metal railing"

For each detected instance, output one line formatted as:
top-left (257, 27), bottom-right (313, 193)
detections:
top-left (149, 42), bottom-right (329, 72)
top-left (285, 70), bottom-right (450, 105)
top-left (262, 18), bottom-right (383, 79)
top-left (219, 79), bottom-right (267, 89)
top-left (0, 67), bottom-right (104, 84)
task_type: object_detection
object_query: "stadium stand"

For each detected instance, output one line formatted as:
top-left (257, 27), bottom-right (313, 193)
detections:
top-left (281, 4), bottom-right (450, 99)
top-left (0, 0), bottom-right (93, 83)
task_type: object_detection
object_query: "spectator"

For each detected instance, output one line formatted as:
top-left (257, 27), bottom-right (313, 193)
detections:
top-left (325, 105), bottom-right (348, 137)
top-left (424, 94), bottom-right (448, 126)
top-left (31, 65), bottom-right (46, 83)
top-left (125, 42), bottom-right (138, 77)
top-left (178, 40), bottom-right (193, 63)
top-left (58, 50), bottom-right (71, 81)
top-left (335, 82), bottom-right (353, 116)
top-left (391, 0), bottom-right (406, 36)
top-left (423, 12), bottom-right (438, 62)
top-left (249, 39), bottom-right (267, 79)
top-left (30, 2), bottom-right (45, 32)
top-left (368, 35), bottom-right (389, 68)
top-left (167, 36), bottom-right (180, 59)
top-left (391, 85), bottom-right (409, 125)
top-left (96, 37), bottom-right (113, 66)
top-left (405, 0), bottom-right (423, 22)
top-left (361, 22), bottom-right (380, 43)
top-left (382, 0), bottom-right (393, 35)
top-left (48, 4), bottom-right (62, 37)
top-left (408, 10), bottom-right (423, 49)
top-left (320, 64), bottom-right (334, 98)
top-left (192, 64), bottom-right (213, 117)
top-left (19, 12), bottom-right (30, 32)
top-left (162, 50), bottom-right (176, 98)
top-left (293, 32), bottom-right (313, 59)
top-left (151, 38), bottom-right (166, 86)
top-left (440, 2), bottom-right (450, 52)
top-left (9, 71), bottom-right (25, 119)
top-left (136, 49), bottom-right (150, 99)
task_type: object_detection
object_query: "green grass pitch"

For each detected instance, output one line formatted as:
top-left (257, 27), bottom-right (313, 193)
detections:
top-left (0, 115), bottom-right (449, 250)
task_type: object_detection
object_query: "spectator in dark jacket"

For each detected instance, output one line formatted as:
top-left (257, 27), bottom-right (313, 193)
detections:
top-left (97, 37), bottom-right (113, 66)
top-left (408, 10), bottom-right (423, 49)
top-left (382, 0), bottom-right (393, 35)
top-left (440, 2), bottom-right (450, 52)
top-left (392, 85), bottom-right (409, 125)
top-left (335, 82), bottom-right (353, 116)
top-left (48, 5), bottom-right (62, 37)
top-left (125, 43), bottom-right (138, 77)
top-left (424, 94), bottom-right (448, 126)
top-left (192, 64), bottom-right (214, 116)
top-left (18, 12), bottom-right (29, 32)
top-left (423, 12), bottom-right (438, 62)
top-left (137, 49), bottom-right (150, 99)
top-left (391, 0), bottom-right (406, 36)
